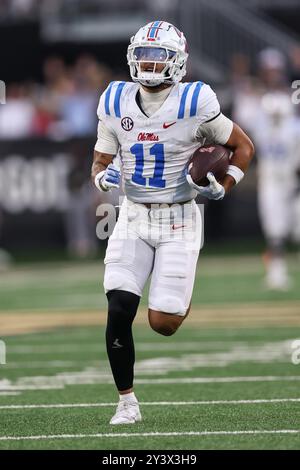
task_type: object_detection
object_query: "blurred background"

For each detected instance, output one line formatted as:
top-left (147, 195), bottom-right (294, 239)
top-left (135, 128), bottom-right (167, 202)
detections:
top-left (1, 2), bottom-right (300, 450)
top-left (0, 0), bottom-right (300, 312)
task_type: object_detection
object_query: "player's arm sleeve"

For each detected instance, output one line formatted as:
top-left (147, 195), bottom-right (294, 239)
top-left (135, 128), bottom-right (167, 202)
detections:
top-left (94, 85), bottom-right (120, 155)
top-left (94, 119), bottom-right (119, 155)
top-left (194, 84), bottom-right (233, 145)
top-left (196, 113), bottom-right (234, 145)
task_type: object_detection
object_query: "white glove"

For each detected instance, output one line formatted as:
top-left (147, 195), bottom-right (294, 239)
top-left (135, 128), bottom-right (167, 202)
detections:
top-left (186, 171), bottom-right (225, 200)
top-left (95, 163), bottom-right (120, 192)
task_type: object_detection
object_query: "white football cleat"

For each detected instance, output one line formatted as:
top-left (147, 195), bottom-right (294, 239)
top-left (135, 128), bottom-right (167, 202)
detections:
top-left (110, 399), bottom-right (142, 425)
top-left (265, 258), bottom-right (292, 291)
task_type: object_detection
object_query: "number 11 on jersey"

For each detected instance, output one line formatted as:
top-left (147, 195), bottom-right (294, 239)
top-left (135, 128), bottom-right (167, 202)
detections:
top-left (130, 143), bottom-right (166, 188)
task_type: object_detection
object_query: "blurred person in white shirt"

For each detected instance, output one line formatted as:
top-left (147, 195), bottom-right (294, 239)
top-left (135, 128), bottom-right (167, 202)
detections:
top-left (233, 48), bottom-right (289, 133)
top-left (252, 91), bottom-right (300, 290)
top-left (0, 84), bottom-right (35, 139)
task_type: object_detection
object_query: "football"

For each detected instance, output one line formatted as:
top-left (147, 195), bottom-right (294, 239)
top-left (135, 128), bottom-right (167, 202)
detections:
top-left (188, 144), bottom-right (231, 187)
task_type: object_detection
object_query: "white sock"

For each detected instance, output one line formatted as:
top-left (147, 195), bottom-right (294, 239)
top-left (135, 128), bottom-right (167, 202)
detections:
top-left (119, 392), bottom-right (137, 402)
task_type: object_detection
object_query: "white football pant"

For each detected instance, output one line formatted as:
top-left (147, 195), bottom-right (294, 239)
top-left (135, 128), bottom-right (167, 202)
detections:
top-left (103, 197), bottom-right (202, 316)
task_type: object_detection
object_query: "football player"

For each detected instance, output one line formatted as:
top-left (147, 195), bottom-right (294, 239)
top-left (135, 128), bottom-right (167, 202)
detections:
top-left (252, 91), bottom-right (300, 289)
top-left (91, 21), bottom-right (254, 424)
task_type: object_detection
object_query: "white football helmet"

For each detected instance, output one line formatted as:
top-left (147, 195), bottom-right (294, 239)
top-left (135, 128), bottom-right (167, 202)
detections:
top-left (127, 21), bottom-right (188, 87)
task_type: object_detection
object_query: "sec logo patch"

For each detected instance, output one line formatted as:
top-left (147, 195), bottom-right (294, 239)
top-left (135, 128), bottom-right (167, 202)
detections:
top-left (121, 117), bottom-right (134, 131)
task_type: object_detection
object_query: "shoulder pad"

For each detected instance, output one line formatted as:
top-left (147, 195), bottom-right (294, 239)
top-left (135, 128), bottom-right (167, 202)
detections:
top-left (177, 82), bottom-right (219, 121)
top-left (97, 81), bottom-right (133, 119)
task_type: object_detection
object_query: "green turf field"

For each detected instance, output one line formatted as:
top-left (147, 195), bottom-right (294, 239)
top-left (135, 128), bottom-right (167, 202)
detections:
top-left (0, 254), bottom-right (300, 450)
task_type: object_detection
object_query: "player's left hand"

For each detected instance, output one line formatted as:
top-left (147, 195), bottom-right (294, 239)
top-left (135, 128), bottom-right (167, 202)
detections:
top-left (186, 172), bottom-right (225, 200)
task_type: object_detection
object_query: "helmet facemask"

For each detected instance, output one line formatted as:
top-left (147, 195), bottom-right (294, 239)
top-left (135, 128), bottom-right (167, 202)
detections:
top-left (128, 46), bottom-right (179, 87)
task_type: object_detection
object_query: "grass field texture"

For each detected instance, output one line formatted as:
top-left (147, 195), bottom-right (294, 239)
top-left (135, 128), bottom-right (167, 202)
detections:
top-left (0, 254), bottom-right (300, 450)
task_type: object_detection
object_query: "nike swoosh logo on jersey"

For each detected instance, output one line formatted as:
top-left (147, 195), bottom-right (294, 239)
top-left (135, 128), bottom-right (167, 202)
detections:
top-left (163, 121), bottom-right (176, 129)
top-left (171, 224), bottom-right (186, 230)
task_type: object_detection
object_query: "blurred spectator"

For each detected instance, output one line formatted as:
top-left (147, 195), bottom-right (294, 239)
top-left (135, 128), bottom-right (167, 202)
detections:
top-left (251, 91), bottom-right (300, 290)
top-left (33, 56), bottom-right (74, 138)
top-left (231, 48), bottom-right (300, 289)
top-left (0, 55), bottom-right (113, 140)
top-left (0, 84), bottom-right (35, 138)
top-left (64, 141), bottom-right (98, 258)
top-left (58, 55), bottom-right (105, 138)
top-left (230, 53), bottom-right (261, 134)
top-left (230, 53), bottom-right (253, 90)
top-left (40, 55), bottom-right (112, 139)
top-left (257, 48), bottom-right (288, 90)
top-left (232, 48), bottom-right (290, 133)
top-left (289, 45), bottom-right (300, 83)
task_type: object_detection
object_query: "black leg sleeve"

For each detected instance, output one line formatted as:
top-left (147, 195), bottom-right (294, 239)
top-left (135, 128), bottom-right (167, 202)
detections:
top-left (105, 289), bottom-right (140, 391)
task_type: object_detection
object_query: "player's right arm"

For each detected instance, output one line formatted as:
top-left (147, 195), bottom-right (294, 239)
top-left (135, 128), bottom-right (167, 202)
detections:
top-left (188, 83), bottom-right (254, 199)
top-left (91, 150), bottom-right (118, 192)
top-left (91, 114), bottom-right (120, 191)
top-left (91, 150), bottom-right (113, 179)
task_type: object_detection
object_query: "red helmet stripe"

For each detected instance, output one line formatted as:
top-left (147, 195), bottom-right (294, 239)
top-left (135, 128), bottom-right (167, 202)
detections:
top-left (147, 21), bottom-right (155, 40)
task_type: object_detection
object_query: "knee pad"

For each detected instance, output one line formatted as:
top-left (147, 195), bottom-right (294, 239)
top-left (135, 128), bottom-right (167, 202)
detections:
top-left (104, 267), bottom-right (142, 296)
top-left (151, 295), bottom-right (186, 316)
top-left (104, 271), bottom-right (126, 292)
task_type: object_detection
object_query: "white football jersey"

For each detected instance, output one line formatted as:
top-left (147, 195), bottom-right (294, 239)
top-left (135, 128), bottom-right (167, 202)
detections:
top-left (253, 116), bottom-right (300, 179)
top-left (97, 80), bottom-right (221, 203)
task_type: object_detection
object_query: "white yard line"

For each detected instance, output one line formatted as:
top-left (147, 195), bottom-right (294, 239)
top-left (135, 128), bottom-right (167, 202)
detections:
top-left (6, 341), bottom-right (246, 354)
top-left (0, 392), bottom-right (20, 396)
top-left (1, 338), bottom-right (296, 391)
top-left (1, 398), bottom-right (300, 410)
top-left (4, 361), bottom-right (87, 369)
top-left (135, 376), bottom-right (300, 384)
top-left (1, 430), bottom-right (300, 441)
top-left (1, 375), bottom-right (300, 391)
top-left (0, 386), bottom-right (64, 391)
